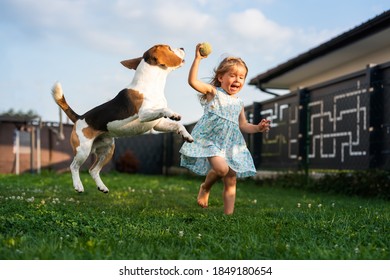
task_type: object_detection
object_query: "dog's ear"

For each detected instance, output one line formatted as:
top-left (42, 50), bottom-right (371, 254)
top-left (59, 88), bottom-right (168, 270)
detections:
top-left (120, 57), bottom-right (143, 70)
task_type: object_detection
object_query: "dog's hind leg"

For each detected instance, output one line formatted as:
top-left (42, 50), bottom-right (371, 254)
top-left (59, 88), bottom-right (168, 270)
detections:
top-left (89, 137), bottom-right (115, 193)
top-left (70, 120), bottom-right (99, 193)
top-left (154, 118), bottom-right (194, 143)
top-left (70, 144), bottom-right (93, 193)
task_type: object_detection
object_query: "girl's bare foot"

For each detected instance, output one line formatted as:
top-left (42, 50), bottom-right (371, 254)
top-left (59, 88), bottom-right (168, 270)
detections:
top-left (197, 183), bottom-right (210, 208)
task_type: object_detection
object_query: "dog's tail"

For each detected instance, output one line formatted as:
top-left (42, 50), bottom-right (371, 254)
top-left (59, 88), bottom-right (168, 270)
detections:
top-left (51, 82), bottom-right (80, 123)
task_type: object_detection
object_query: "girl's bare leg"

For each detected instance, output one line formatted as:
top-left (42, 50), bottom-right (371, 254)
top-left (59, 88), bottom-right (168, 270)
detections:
top-left (222, 168), bottom-right (237, 215)
top-left (197, 156), bottom-right (230, 209)
top-left (197, 169), bottom-right (218, 208)
top-left (197, 184), bottom-right (210, 208)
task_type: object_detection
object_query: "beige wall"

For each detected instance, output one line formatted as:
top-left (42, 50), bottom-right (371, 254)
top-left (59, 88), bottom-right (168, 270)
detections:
top-left (290, 48), bottom-right (390, 90)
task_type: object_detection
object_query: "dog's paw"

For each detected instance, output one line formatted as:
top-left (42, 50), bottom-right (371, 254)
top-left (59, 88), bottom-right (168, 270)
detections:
top-left (183, 134), bottom-right (194, 143)
top-left (97, 186), bottom-right (109, 194)
top-left (73, 179), bottom-right (85, 193)
top-left (167, 112), bottom-right (181, 121)
top-left (162, 108), bottom-right (181, 121)
top-left (97, 183), bottom-right (109, 193)
top-left (74, 184), bottom-right (84, 193)
top-left (179, 129), bottom-right (194, 143)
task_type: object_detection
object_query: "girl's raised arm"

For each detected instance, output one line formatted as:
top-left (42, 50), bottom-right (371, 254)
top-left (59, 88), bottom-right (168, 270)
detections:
top-left (188, 44), bottom-right (215, 97)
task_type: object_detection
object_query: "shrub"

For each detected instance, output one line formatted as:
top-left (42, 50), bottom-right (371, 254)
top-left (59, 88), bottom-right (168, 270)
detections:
top-left (115, 150), bottom-right (140, 173)
top-left (256, 169), bottom-right (390, 200)
top-left (312, 169), bottom-right (390, 199)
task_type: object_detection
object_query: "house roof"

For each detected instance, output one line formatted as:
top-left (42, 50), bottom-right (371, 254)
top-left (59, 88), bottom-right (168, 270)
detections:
top-left (249, 10), bottom-right (390, 90)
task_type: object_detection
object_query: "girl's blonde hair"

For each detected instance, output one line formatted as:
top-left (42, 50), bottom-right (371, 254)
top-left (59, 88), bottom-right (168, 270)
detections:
top-left (210, 56), bottom-right (248, 87)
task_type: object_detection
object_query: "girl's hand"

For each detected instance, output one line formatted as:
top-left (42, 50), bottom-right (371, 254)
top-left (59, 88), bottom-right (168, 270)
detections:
top-left (195, 43), bottom-right (206, 60)
top-left (257, 119), bottom-right (271, 133)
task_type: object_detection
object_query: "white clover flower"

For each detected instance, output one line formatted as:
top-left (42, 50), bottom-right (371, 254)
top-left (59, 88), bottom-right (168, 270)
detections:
top-left (308, 204), bottom-right (312, 208)
top-left (318, 204), bottom-right (322, 208)
top-left (354, 247), bottom-right (360, 254)
top-left (51, 198), bottom-right (60, 204)
top-left (297, 203), bottom-right (301, 208)
top-left (178, 231), bottom-right (184, 237)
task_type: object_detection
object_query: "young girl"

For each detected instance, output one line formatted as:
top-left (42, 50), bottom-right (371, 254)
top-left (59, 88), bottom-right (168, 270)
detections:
top-left (180, 43), bottom-right (270, 215)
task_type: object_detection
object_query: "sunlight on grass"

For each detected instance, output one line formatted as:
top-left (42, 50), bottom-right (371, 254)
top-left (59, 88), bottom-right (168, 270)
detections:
top-left (0, 172), bottom-right (389, 260)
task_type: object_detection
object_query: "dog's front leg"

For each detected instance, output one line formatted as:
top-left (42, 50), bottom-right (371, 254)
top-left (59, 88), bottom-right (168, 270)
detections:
top-left (154, 118), bottom-right (194, 143)
top-left (138, 107), bottom-right (181, 122)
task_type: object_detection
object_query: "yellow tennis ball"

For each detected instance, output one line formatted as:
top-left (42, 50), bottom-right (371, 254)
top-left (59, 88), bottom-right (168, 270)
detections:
top-left (200, 42), bottom-right (212, 57)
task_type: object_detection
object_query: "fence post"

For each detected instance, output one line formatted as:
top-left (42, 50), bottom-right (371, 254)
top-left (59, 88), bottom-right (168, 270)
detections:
top-left (162, 132), bottom-right (173, 175)
top-left (368, 64), bottom-right (383, 168)
top-left (30, 126), bottom-right (35, 173)
top-left (252, 102), bottom-right (263, 169)
top-left (298, 88), bottom-right (310, 176)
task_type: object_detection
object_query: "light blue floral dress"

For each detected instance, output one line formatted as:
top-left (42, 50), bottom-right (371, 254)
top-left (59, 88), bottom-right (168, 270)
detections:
top-left (180, 88), bottom-right (256, 178)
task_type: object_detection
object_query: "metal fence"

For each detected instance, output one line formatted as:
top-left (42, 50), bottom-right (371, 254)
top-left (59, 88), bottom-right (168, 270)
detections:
top-left (252, 62), bottom-right (390, 171)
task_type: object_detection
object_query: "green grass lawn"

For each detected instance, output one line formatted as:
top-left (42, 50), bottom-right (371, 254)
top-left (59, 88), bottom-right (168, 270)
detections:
top-left (0, 172), bottom-right (389, 260)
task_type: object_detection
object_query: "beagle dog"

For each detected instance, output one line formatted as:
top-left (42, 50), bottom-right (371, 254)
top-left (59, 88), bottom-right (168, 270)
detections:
top-left (52, 44), bottom-right (193, 193)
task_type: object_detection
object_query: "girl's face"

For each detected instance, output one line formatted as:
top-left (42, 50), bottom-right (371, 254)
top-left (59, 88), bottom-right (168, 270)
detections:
top-left (218, 65), bottom-right (247, 95)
